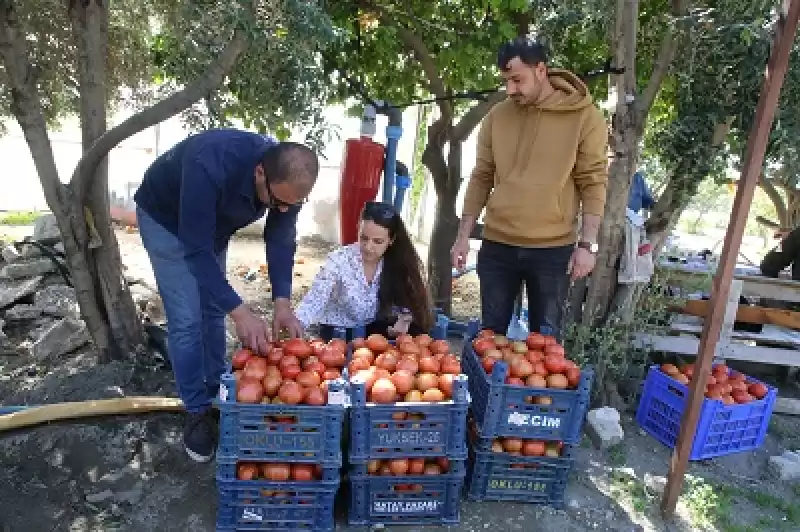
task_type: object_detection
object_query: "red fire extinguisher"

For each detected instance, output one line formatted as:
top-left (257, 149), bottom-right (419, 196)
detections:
top-left (339, 106), bottom-right (385, 245)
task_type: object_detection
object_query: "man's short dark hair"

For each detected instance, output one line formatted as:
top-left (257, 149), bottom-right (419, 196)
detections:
top-left (262, 142), bottom-right (319, 186)
top-left (497, 37), bottom-right (549, 71)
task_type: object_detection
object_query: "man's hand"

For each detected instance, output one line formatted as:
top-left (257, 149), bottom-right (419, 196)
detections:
top-left (451, 238), bottom-right (470, 271)
top-left (567, 247), bottom-right (596, 281)
top-left (230, 304), bottom-right (272, 355)
top-left (273, 298), bottom-right (303, 339)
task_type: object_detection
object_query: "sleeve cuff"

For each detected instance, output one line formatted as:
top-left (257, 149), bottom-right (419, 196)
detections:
top-left (219, 291), bottom-right (244, 314)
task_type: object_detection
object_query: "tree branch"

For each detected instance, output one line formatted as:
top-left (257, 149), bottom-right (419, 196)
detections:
top-left (0, 0), bottom-right (65, 213)
top-left (635, 0), bottom-right (688, 127)
top-left (71, 30), bottom-right (249, 200)
top-left (760, 173), bottom-right (788, 225)
top-left (391, 22), bottom-right (452, 120)
top-left (452, 91), bottom-right (506, 142)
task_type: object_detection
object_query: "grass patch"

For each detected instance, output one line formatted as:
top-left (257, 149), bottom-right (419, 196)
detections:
top-left (607, 444), bottom-right (627, 467)
top-left (0, 211), bottom-right (40, 226)
top-left (609, 469), bottom-right (653, 515)
top-left (681, 476), bottom-right (800, 532)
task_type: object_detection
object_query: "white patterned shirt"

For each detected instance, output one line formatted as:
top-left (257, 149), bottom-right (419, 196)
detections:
top-left (296, 243), bottom-right (383, 328)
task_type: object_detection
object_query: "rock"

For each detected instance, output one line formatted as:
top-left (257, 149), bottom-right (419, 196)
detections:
top-left (643, 472), bottom-right (666, 494)
top-left (586, 407), bottom-right (625, 449)
top-left (768, 450), bottom-right (800, 481)
top-left (0, 318), bottom-right (6, 341)
top-left (31, 318), bottom-right (90, 361)
top-left (35, 285), bottom-right (80, 318)
top-left (5, 304), bottom-right (43, 321)
top-left (2, 244), bottom-right (20, 263)
top-left (33, 214), bottom-right (61, 242)
top-left (0, 276), bottom-right (42, 308)
top-left (0, 258), bottom-right (57, 280)
top-left (85, 489), bottom-right (114, 504)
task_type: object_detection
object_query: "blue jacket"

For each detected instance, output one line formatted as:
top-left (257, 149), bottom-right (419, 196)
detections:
top-left (628, 171), bottom-right (655, 213)
top-left (134, 129), bottom-right (299, 313)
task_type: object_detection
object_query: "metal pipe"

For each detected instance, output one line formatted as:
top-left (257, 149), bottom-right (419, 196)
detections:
top-left (381, 106), bottom-right (403, 204)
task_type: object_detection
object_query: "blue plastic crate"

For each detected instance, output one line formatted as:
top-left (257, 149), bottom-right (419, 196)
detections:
top-left (348, 460), bottom-right (466, 526)
top-left (215, 373), bottom-right (347, 464)
top-left (635, 365), bottom-right (778, 460)
top-left (329, 313), bottom-right (450, 342)
top-left (216, 476), bottom-right (339, 531)
top-left (348, 375), bottom-right (469, 460)
top-left (466, 441), bottom-right (573, 505)
top-left (462, 337), bottom-right (593, 443)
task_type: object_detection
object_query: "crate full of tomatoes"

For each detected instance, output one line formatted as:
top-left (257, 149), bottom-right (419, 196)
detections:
top-left (215, 338), bottom-right (349, 464)
top-left (465, 419), bottom-right (573, 505)
top-left (462, 326), bottom-right (593, 443)
top-left (635, 363), bottom-right (778, 460)
top-left (216, 459), bottom-right (340, 531)
top-left (347, 457), bottom-right (465, 527)
top-left (346, 333), bottom-right (469, 460)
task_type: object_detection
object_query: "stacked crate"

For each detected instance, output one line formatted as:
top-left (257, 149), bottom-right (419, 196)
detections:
top-left (343, 323), bottom-right (471, 527)
top-left (214, 371), bottom-right (347, 531)
top-left (461, 321), bottom-right (593, 506)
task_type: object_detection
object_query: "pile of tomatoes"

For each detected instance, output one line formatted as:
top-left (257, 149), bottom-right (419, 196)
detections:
top-left (659, 363), bottom-right (769, 405)
top-left (230, 338), bottom-right (347, 405)
top-left (366, 457), bottom-right (451, 476)
top-left (236, 462), bottom-right (324, 482)
top-left (347, 333), bottom-right (462, 404)
top-left (489, 438), bottom-right (563, 458)
top-left (472, 330), bottom-right (582, 391)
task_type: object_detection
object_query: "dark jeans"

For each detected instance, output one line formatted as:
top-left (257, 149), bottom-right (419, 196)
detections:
top-left (477, 240), bottom-right (572, 341)
top-left (318, 318), bottom-right (425, 342)
top-left (138, 207), bottom-right (227, 414)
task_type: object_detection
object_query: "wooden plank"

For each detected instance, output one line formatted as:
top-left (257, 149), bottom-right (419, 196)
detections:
top-left (670, 322), bottom-right (800, 348)
top-left (659, 266), bottom-right (800, 303)
top-left (633, 333), bottom-right (800, 366)
top-left (661, 3), bottom-right (800, 516)
top-left (673, 300), bottom-right (800, 330)
top-left (775, 397), bottom-right (800, 416)
top-left (721, 280), bottom-right (743, 340)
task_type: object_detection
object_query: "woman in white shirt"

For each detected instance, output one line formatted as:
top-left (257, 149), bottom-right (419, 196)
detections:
top-left (296, 201), bottom-right (434, 340)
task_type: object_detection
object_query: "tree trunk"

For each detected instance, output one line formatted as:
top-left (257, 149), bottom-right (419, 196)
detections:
top-left (69, 0), bottom-right (144, 360)
top-left (425, 133), bottom-right (462, 316)
top-left (2, 0), bottom-right (250, 361)
top-left (583, 0), bottom-right (639, 327)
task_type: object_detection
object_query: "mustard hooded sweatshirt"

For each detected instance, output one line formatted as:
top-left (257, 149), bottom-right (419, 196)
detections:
top-left (461, 69), bottom-right (609, 248)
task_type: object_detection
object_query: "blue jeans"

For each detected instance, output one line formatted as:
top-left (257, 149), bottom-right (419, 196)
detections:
top-left (137, 207), bottom-right (227, 414)
top-left (477, 240), bottom-right (573, 341)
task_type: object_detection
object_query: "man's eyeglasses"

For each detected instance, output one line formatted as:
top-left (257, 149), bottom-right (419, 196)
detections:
top-left (363, 201), bottom-right (397, 223)
top-left (264, 177), bottom-right (307, 209)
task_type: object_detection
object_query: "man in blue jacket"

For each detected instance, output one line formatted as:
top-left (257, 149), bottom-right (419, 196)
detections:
top-left (134, 129), bottom-right (319, 462)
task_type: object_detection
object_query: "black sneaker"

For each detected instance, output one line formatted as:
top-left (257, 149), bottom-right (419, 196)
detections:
top-left (183, 410), bottom-right (216, 463)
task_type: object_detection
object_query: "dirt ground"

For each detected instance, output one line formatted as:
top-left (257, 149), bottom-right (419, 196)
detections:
top-left (1, 227), bottom-right (799, 532)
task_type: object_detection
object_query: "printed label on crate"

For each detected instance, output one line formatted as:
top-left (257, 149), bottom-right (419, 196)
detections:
top-left (328, 389), bottom-right (350, 407)
top-left (218, 383), bottom-right (228, 402)
top-left (507, 411), bottom-right (561, 428)
top-left (241, 507), bottom-right (265, 522)
top-left (376, 430), bottom-right (442, 446)
top-left (239, 432), bottom-right (319, 449)
top-left (372, 500), bottom-right (441, 514)
top-left (489, 478), bottom-right (548, 492)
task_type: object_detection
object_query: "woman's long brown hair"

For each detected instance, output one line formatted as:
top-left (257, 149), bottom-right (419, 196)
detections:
top-left (362, 203), bottom-right (434, 332)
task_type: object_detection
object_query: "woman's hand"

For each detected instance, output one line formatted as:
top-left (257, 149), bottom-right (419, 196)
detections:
top-left (387, 313), bottom-right (413, 337)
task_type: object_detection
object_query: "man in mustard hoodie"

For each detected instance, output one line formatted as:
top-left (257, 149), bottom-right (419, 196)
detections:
top-left (451, 38), bottom-right (609, 340)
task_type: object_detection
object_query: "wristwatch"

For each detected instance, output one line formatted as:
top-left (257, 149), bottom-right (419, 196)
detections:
top-left (577, 241), bottom-right (599, 254)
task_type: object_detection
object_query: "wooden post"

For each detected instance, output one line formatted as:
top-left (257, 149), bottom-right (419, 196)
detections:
top-left (660, 0), bottom-right (800, 517)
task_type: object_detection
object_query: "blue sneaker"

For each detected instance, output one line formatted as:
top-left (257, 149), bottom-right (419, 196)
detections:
top-left (183, 411), bottom-right (216, 463)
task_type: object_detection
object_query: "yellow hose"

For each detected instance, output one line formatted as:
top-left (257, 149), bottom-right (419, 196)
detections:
top-left (0, 397), bottom-right (185, 433)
